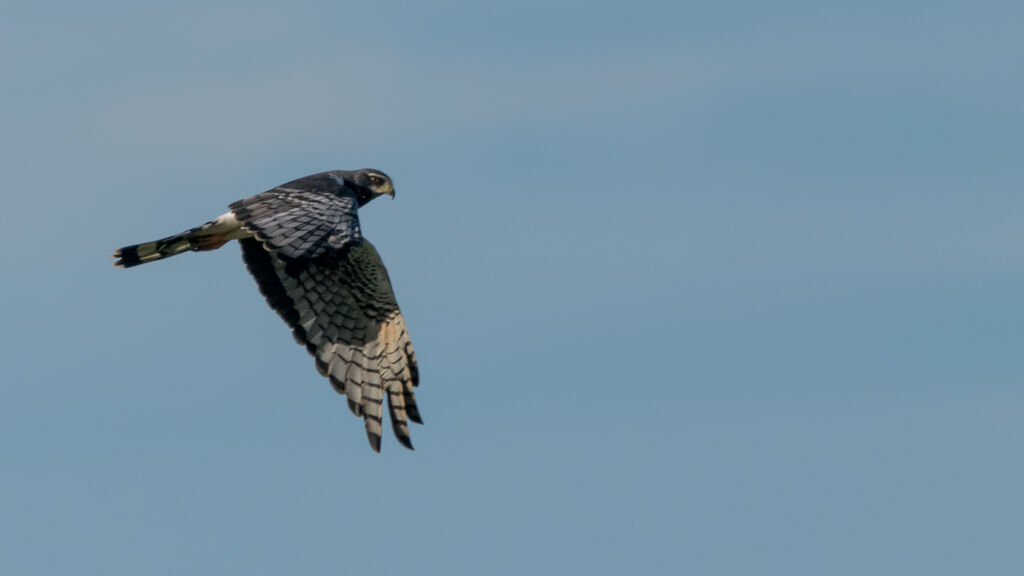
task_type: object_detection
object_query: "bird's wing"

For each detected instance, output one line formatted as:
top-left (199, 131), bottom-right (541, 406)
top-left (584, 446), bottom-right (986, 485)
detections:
top-left (239, 237), bottom-right (421, 452)
top-left (229, 178), bottom-right (362, 264)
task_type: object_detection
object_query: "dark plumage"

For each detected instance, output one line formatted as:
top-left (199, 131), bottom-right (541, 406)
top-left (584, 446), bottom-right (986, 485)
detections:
top-left (113, 169), bottom-right (421, 452)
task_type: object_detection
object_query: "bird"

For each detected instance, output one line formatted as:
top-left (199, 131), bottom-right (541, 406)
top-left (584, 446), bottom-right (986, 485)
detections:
top-left (113, 168), bottom-right (422, 452)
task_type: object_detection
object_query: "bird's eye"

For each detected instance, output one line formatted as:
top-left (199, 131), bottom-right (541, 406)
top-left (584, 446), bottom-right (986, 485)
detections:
top-left (369, 174), bottom-right (383, 185)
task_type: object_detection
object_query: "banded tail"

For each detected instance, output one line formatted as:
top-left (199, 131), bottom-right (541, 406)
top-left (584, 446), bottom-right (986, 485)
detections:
top-left (113, 212), bottom-right (250, 268)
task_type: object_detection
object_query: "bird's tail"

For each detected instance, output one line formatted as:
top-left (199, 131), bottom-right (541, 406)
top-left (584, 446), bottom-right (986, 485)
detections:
top-left (113, 213), bottom-right (246, 268)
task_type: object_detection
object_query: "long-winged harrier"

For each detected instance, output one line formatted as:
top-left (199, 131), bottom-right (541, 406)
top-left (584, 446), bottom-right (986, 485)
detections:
top-left (113, 169), bottom-right (421, 452)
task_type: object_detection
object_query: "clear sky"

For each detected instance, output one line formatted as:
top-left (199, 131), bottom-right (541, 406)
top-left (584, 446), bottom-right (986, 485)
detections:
top-left (2, 1), bottom-right (1023, 574)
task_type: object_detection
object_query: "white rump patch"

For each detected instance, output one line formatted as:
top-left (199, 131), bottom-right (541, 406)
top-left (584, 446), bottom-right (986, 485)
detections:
top-left (207, 211), bottom-right (252, 240)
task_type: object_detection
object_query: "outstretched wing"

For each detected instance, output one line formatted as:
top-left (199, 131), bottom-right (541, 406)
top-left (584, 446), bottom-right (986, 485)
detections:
top-left (239, 237), bottom-right (421, 452)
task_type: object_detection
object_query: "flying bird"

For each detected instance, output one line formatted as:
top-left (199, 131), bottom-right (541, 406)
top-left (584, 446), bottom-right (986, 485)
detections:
top-left (113, 169), bottom-right (421, 452)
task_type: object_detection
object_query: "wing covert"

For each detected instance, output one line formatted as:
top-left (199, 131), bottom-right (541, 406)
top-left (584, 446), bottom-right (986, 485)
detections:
top-left (230, 173), bottom-right (362, 264)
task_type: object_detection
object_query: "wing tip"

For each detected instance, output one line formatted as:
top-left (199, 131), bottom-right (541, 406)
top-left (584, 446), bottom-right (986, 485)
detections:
top-left (396, 434), bottom-right (414, 450)
top-left (405, 399), bottom-right (423, 425)
top-left (367, 432), bottom-right (382, 453)
top-left (367, 431), bottom-right (414, 452)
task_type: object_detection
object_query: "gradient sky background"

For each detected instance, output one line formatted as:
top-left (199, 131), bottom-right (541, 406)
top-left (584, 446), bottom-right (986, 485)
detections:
top-left (2, 1), bottom-right (1023, 574)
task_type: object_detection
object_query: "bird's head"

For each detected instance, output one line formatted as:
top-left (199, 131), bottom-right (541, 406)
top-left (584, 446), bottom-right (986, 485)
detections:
top-left (346, 168), bottom-right (395, 205)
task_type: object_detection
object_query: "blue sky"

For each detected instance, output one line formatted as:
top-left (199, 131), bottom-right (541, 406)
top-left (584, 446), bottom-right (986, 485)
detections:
top-left (2, 1), bottom-right (1023, 574)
